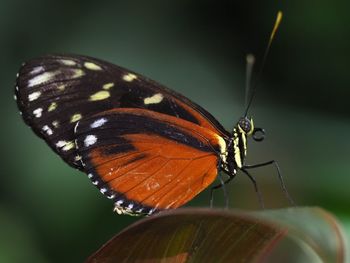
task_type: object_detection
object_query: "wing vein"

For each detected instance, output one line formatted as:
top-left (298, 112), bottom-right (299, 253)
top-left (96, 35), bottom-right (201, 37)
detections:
top-left (155, 161), bottom-right (217, 209)
top-left (139, 159), bottom-right (194, 205)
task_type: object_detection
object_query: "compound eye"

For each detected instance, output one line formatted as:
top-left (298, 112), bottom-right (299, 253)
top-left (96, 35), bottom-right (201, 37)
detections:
top-left (238, 118), bottom-right (252, 133)
top-left (239, 118), bottom-right (251, 133)
top-left (253, 128), bottom-right (265, 142)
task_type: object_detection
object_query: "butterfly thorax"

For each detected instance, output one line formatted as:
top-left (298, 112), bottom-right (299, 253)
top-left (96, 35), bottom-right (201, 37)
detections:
top-left (229, 117), bottom-right (255, 171)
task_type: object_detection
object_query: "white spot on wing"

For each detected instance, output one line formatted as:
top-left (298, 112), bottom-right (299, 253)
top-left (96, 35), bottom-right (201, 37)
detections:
top-left (84, 62), bottom-right (102, 71)
top-left (91, 118), bottom-right (107, 128)
top-left (107, 194), bottom-right (116, 199)
top-left (28, 72), bottom-right (58, 87)
top-left (30, 66), bottom-right (44, 75)
top-left (33, 108), bottom-right (43, 118)
top-left (56, 140), bottom-right (67, 148)
top-left (144, 93), bottom-right (164, 105)
top-left (149, 208), bottom-right (156, 215)
top-left (55, 140), bottom-right (74, 151)
top-left (84, 135), bottom-right (97, 147)
top-left (100, 188), bottom-right (107, 194)
top-left (13, 95), bottom-right (17, 101)
top-left (136, 208), bottom-right (144, 213)
top-left (122, 73), bottom-right (137, 82)
top-left (116, 200), bottom-right (123, 206)
top-left (60, 59), bottom-right (76, 66)
top-left (42, 125), bottom-right (53, 135)
top-left (28, 91), bottom-right (41, 101)
top-left (52, 120), bottom-right (59, 128)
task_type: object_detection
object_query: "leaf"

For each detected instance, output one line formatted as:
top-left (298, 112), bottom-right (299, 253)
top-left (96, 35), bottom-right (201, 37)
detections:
top-left (252, 207), bottom-right (347, 263)
top-left (85, 207), bottom-right (347, 263)
top-left (86, 208), bottom-right (286, 263)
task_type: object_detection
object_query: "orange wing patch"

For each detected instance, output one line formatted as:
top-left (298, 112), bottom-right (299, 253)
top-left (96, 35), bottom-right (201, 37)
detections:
top-left (75, 108), bottom-right (224, 215)
top-left (89, 134), bottom-right (218, 210)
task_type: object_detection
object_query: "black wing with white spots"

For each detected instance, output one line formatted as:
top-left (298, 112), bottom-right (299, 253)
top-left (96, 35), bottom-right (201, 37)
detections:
top-left (15, 54), bottom-right (228, 169)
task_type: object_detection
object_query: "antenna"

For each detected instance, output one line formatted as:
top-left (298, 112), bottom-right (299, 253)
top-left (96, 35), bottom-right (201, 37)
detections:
top-left (244, 11), bottom-right (283, 116)
top-left (245, 54), bottom-right (255, 113)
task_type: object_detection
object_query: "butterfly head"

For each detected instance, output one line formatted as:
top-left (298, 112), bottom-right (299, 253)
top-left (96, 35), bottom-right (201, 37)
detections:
top-left (230, 117), bottom-right (265, 169)
top-left (237, 117), bottom-right (254, 136)
top-left (236, 116), bottom-right (266, 141)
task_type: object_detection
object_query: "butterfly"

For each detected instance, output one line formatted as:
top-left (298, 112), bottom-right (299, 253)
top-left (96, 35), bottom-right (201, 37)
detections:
top-left (14, 53), bottom-right (292, 216)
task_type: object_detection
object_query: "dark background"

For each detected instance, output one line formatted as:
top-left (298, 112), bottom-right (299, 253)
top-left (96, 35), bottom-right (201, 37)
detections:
top-left (1, 0), bottom-right (349, 262)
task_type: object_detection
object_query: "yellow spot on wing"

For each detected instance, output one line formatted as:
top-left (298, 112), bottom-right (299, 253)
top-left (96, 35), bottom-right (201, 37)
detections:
top-left (72, 69), bottom-right (85, 78)
top-left (122, 73), bottom-right (137, 82)
top-left (103, 83), bottom-right (114, 90)
top-left (89, 90), bottom-right (110, 101)
top-left (84, 62), bottom-right (102, 71)
top-left (62, 141), bottom-right (75, 151)
top-left (57, 84), bottom-right (65, 91)
top-left (48, 102), bottom-right (58, 112)
top-left (144, 93), bottom-right (164, 105)
top-left (70, 113), bottom-right (82, 123)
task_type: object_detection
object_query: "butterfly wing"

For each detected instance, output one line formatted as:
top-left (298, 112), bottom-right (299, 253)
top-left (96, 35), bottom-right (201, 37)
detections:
top-left (75, 108), bottom-right (223, 215)
top-left (15, 54), bottom-right (229, 169)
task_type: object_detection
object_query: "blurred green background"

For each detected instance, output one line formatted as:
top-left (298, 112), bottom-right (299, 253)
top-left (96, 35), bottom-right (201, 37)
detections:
top-left (1, 0), bottom-right (349, 262)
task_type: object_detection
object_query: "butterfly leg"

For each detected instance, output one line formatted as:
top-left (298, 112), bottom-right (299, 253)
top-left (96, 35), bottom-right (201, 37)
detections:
top-left (243, 160), bottom-right (295, 205)
top-left (241, 168), bottom-right (265, 208)
top-left (210, 172), bottom-right (236, 209)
